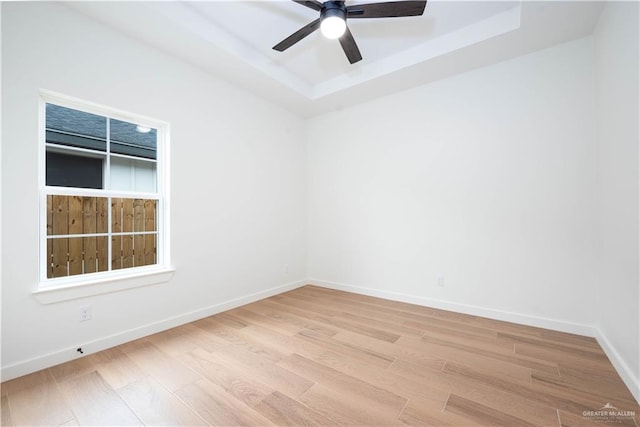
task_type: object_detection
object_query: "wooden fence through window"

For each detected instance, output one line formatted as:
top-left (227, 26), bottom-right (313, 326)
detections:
top-left (46, 195), bottom-right (157, 278)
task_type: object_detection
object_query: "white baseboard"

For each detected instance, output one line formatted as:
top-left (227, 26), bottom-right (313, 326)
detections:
top-left (1, 279), bottom-right (307, 382)
top-left (309, 278), bottom-right (596, 337)
top-left (596, 329), bottom-right (640, 405)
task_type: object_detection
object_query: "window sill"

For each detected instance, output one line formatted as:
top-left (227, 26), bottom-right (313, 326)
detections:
top-left (33, 267), bottom-right (175, 304)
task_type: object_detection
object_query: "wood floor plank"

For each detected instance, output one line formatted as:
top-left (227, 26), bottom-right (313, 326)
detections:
top-left (498, 331), bottom-right (608, 359)
top-left (271, 294), bottom-right (402, 342)
top-left (444, 393), bottom-right (538, 426)
top-left (175, 378), bottom-right (274, 426)
top-left (398, 400), bottom-right (476, 426)
top-left (334, 310), bottom-right (423, 338)
top-left (59, 416), bottom-right (80, 426)
top-left (473, 315), bottom-right (569, 338)
top-left (169, 322), bottom-right (230, 353)
top-left (534, 368), bottom-right (639, 407)
top-left (194, 316), bottom-right (286, 362)
top-left (144, 326), bottom-right (200, 357)
top-left (405, 315), bottom-right (500, 339)
top-left (1, 394), bottom-right (13, 426)
top-left (538, 329), bottom-right (601, 349)
top-left (1, 369), bottom-right (53, 396)
top-left (94, 346), bottom-right (146, 390)
top-left (116, 376), bottom-right (207, 426)
top-left (333, 329), bottom-right (445, 370)
top-left (239, 323), bottom-right (317, 358)
top-left (421, 324), bottom-right (516, 352)
top-left (389, 358), bottom-right (560, 425)
top-left (254, 391), bottom-right (339, 426)
top-left (409, 333), bottom-right (560, 374)
top-left (300, 341), bottom-right (450, 411)
top-left (214, 312), bottom-right (250, 329)
top-left (515, 342), bottom-right (618, 372)
top-left (246, 324), bottom-right (440, 410)
top-left (298, 286), bottom-right (478, 324)
top-left (296, 328), bottom-right (396, 368)
top-left (558, 365), bottom-right (638, 403)
top-left (247, 299), bottom-right (339, 337)
top-left (442, 359), bottom-right (605, 416)
top-left (201, 341), bottom-right (315, 398)
top-left (409, 338), bottom-right (534, 384)
top-left (285, 288), bottom-right (425, 337)
top-left (178, 347), bottom-right (273, 407)
top-left (225, 306), bottom-right (305, 336)
top-left (279, 353), bottom-right (407, 418)
top-left (4, 369), bottom-right (74, 426)
top-left (49, 356), bottom-right (101, 383)
top-left (57, 371), bottom-right (141, 426)
top-left (120, 341), bottom-right (202, 392)
top-left (300, 384), bottom-right (405, 426)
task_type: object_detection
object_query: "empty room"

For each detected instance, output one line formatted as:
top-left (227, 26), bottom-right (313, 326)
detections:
top-left (1, 0), bottom-right (639, 425)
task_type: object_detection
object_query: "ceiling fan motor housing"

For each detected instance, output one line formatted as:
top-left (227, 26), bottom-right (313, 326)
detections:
top-left (321, 1), bottom-right (347, 22)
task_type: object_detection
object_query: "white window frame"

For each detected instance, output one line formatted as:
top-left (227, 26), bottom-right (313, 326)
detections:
top-left (34, 90), bottom-right (173, 304)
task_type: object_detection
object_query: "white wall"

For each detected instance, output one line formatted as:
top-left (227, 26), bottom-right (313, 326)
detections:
top-left (593, 1), bottom-right (640, 402)
top-left (307, 37), bottom-right (600, 333)
top-left (1, 2), bottom-right (307, 378)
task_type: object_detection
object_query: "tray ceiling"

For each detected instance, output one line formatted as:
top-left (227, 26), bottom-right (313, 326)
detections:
top-left (66, 1), bottom-right (604, 116)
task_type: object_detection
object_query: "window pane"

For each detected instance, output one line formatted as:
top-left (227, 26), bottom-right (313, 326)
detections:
top-left (110, 118), bottom-right (157, 160)
top-left (46, 195), bottom-right (108, 235)
top-left (110, 157), bottom-right (156, 192)
top-left (111, 234), bottom-right (157, 270)
top-left (111, 198), bottom-right (157, 233)
top-left (144, 200), bottom-right (157, 232)
top-left (46, 104), bottom-right (106, 151)
top-left (46, 151), bottom-right (103, 189)
top-left (46, 236), bottom-right (108, 278)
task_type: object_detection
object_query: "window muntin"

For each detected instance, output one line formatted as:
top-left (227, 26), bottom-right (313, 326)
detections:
top-left (41, 97), bottom-right (166, 284)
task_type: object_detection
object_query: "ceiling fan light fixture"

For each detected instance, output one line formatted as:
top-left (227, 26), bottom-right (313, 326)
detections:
top-left (320, 7), bottom-right (346, 39)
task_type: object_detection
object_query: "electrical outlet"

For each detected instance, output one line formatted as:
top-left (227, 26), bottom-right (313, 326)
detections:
top-left (283, 264), bottom-right (289, 274)
top-left (437, 275), bottom-right (445, 287)
top-left (80, 305), bottom-right (92, 322)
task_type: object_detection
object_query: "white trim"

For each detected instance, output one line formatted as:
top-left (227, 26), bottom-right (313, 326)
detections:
top-left (47, 231), bottom-right (158, 239)
top-left (308, 278), bottom-right (596, 337)
top-left (34, 267), bottom-right (176, 303)
top-left (3, 279), bottom-right (307, 381)
top-left (596, 329), bottom-right (640, 405)
top-left (44, 186), bottom-right (159, 199)
top-left (109, 151), bottom-right (157, 163)
top-left (45, 143), bottom-right (107, 159)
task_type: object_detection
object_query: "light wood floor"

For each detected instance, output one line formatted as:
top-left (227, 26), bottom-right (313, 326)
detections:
top-left (2, 285), bottom-right (639, 426)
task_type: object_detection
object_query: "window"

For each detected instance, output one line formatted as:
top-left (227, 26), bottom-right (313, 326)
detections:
top-left (39, 92), bottom-right (169, 290)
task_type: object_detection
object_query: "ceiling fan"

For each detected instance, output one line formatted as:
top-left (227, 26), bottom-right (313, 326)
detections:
top-left (273, 0), bottom-right (427, 64)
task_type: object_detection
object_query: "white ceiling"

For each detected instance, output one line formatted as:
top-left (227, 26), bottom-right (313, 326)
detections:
top-left (66, 1), bottom-right (605, 117)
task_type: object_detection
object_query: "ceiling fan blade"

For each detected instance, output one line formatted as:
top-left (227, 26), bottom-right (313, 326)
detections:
top-left (273, 19), bottom-right (321, 52)
top-left (347, 0), bottom-right (426, 18)
top-left (292, 0), bottom-right (323, 12)
top-left (339, 27), bottom-right (363, 64)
